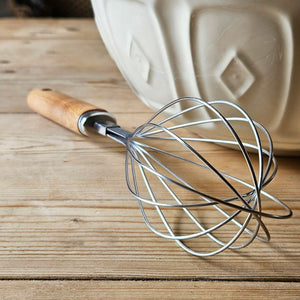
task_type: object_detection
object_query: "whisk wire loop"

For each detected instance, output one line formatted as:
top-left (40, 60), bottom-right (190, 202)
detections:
top-left (124, 97), bottom-right (292, 256)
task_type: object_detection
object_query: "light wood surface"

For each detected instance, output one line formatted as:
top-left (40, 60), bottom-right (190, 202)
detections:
top-left (0, 18), bottom-right (299, 299)
top-left (0, 281), bottom-right (299, 300)
top-left (27, 89), bottom-right (106, 135)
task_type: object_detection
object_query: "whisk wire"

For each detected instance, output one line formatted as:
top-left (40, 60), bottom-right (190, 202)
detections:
top-left (130, 143), bottom-right (255, 255)
top-left (124, 97), bottom-right (291, 256)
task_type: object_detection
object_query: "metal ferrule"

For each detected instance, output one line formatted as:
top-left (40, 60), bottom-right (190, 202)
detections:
top-left (78, 109), bottom-right (132, 145)
top-left (78, 110), bottom-right (117, 136)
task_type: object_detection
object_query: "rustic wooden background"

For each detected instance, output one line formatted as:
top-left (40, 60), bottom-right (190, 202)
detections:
top-left (0, 18), bottom-right (299, 299)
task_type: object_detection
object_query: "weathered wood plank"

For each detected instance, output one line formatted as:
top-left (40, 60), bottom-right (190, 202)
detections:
top-left (0, 196), bottom-right (297, 279)
top-left (0, 281), bottom-right (299, 300)
top-left (0, 79), bottom-right (148, 113)
top-left (0, 19), bottom-right (99, 40)
top-left (0, 39), bottom-right (118, 80)
top-left (0, 19), bottom-right (138, 113)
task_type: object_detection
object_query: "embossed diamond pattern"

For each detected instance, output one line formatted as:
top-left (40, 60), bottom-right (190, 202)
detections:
top-left (220, 55), bottom-right (255, 99)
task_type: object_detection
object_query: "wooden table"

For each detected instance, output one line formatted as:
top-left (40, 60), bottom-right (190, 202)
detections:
top-left (0, 18), bottom-right (299, 299)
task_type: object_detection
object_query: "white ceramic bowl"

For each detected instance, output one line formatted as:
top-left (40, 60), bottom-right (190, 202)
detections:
top-left (91, 0), bottom-right (300, 155)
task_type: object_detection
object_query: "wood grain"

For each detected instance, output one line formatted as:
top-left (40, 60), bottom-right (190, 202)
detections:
top-left (27, 89), bottom-right (107, 135)
top-left (0, 19), bottom-right (100, 40)
top-left (0, 281), bottom-right (299, 300)
top-left (0, 18), bottom-right (299, 298)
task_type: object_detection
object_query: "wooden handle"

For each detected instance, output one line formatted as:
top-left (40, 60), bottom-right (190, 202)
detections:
top-left (27, 89), bottom-right (106, 135)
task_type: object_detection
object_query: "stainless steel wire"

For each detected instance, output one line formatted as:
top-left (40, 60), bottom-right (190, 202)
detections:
top-left (118, 97), bottom-right (292, 257)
